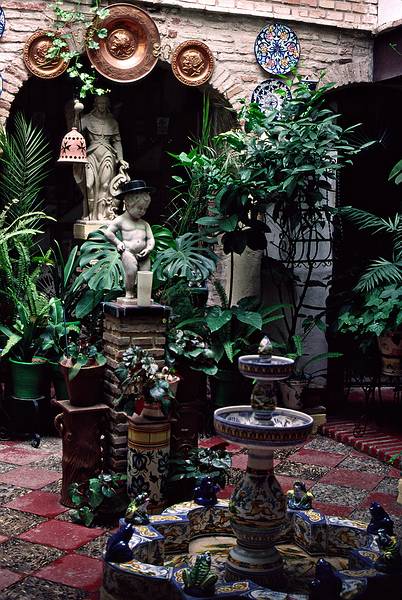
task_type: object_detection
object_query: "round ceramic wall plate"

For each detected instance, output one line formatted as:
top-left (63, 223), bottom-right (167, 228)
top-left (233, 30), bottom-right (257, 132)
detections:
top-left (254, 23), bottom-right (300, 75)
top-left (23, 30), bottom-right (69, 79)
top-left (171, 40), bottom-right (214, 87)
top-left (251, 79), bottom-right (291, 113)
top-left (0, 8), bottom-right (6, 38)
top-left (86, 3), bottom-right (160, 83)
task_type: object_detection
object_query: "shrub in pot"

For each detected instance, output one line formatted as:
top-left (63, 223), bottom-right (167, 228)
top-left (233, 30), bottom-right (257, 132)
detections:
top-left (60, 337), bottom-right (106, 407)
top-left (114, 345), bottom-right (177, 419)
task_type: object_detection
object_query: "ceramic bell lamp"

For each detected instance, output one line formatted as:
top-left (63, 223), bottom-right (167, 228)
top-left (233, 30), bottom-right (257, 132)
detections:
top-left (58, 99), bottom-right (88, 164)
top-left (137, 271), bottom-right (153, 306)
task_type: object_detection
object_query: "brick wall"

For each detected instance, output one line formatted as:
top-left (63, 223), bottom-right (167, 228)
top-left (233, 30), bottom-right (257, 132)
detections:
top-left (0, 0), bottom-right (374, 121)
top-left (133, 0), bottom-right (378, 29)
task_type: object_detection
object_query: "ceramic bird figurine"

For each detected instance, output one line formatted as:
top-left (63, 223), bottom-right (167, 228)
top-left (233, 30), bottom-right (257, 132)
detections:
top-left (104, 522), bottom-right (134, 563)
top-left (182, 552), bottom-right (218, 597)
top-left (258, 335), bottom-right (273, 359)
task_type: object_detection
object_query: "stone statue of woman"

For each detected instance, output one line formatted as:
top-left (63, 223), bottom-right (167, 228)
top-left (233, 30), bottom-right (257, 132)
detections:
top-left (74, 96), bottom-right (129, 222)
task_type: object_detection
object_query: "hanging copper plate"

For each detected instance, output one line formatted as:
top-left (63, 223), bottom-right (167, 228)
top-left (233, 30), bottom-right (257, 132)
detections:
top-left (86, 3), bottom-right (160, 83)
top-left (171, 40), bottom-right (214, 87)
top-left (23, 30), bottom-right (69, 79)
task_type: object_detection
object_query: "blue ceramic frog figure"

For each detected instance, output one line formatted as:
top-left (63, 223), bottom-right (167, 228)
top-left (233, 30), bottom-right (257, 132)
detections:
top-left (367, 501), bottom-right (394, 536)
top-left (104, 521), bottom-right (134, 563)
top-left (193, 477), bottom-right (220, 507)
top-left (309, 558), bottom-right (342, 600)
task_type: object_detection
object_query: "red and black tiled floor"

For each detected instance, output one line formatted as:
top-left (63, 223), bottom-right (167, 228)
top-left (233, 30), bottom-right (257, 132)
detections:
top-left (0, 434), bottom-right (401, 598)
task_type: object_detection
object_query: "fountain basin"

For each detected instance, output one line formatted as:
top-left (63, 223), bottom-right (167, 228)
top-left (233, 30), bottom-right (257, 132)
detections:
top-left (238, 355), bottom-right (294, 381)
top-left (101, 501), bottom-right (391, 600)
top-left (214, 406), bottom-right (314, 449)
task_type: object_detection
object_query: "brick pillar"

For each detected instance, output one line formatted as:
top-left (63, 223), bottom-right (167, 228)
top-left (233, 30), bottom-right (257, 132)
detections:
top-left (102, 302), bottom-right (171, 474)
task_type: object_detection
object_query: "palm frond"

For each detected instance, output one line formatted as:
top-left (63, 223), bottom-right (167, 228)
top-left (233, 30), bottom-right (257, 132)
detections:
top-left (339, 206), bottom-right (400, 235)
top-left (0, 113), bottom-right (52, 225)
top-left (355, 258), bottom-right (402, 292)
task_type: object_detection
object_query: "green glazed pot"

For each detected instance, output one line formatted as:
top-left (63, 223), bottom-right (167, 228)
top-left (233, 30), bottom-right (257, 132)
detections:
top-left (9, 358), bottom-right (48, 399)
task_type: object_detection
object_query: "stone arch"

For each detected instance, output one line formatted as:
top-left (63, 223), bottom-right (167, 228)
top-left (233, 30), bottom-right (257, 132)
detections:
top-left (323, 58), bottom-right (373, 90)
top-left (0, 57), bottom-right (31, 124)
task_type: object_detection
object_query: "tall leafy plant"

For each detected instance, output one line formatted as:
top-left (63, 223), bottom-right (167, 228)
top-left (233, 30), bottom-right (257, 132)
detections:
top-left (167, 94), bottom-right (220, 236)
top-left (0, 113), bottom-right (51, 229)
top-left (196, 78), bottom-right (368, 255)
top-left (0, 114), bottom-right (52, 324)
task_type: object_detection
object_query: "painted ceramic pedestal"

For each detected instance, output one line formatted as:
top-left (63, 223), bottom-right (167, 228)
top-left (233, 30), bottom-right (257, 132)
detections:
top-left (127, 415), bottom-right (170, 514)
top-left (214, 351), bottom-right (313, 587)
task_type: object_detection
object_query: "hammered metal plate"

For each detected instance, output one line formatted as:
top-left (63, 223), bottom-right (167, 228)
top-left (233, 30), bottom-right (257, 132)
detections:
top-left (23, 30), bottom-right (69, 79)
top-left (171, 40), bottom-right (214, 87)
top-left (86, 3), bottom-right (160, 83)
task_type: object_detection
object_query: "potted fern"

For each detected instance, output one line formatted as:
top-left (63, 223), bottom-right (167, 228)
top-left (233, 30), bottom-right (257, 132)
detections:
top-left (337, 206), bottom-right (402, 376)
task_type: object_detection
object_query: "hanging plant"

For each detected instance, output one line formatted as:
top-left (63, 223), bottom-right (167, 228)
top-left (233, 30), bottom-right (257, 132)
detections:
top-left (45, 0), bottom-right (110, 98)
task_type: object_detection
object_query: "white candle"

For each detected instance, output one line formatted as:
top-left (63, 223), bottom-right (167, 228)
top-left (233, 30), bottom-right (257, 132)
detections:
top-left (137, 271), bottom-right (153, 306)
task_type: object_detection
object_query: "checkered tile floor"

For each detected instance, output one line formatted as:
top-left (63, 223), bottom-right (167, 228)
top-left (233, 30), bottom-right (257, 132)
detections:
top-left (0, 434), bottom-right (401, 598)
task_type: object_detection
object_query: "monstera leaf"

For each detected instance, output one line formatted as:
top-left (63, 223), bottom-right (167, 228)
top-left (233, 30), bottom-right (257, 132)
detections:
top-left (152, 232), bottom-right (218, 283)
top-left (73, 228), bottom-right (125, 294)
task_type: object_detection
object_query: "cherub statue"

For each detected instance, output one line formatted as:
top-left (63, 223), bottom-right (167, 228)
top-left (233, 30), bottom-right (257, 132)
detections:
top-left (105, 180), bottom-right (155, 300)
top-left (193, 477), bottom-right (220, 507)
top-left (125, 492), bottom-right (150, 525)
top-left (182, 552), bottom-right (218, 597)
top-left (375, 528), bottom-right (402, 573)
top-left (104, 521), bottom-right (134, 563)
top-left (287, 481), bottom-right (314, 510)
top-left (367, 501), bottom-right (394, 536)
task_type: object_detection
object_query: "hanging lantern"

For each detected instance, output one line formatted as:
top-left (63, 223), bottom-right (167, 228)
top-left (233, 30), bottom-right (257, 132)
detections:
top-left (58, 126), bottom-right (88, 164)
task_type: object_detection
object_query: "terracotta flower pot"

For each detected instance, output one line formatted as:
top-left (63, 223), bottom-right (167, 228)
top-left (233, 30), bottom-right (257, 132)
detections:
top-left (60, 359), bottom-right (105, 407)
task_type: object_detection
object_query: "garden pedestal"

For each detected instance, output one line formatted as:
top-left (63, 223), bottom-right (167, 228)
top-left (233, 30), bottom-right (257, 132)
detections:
top-left (54, 400), bottom-right (109, 507)
top-left (127, 414), bottom-right (170, 514)
top-left (102, 302), bottom-right (171, 475)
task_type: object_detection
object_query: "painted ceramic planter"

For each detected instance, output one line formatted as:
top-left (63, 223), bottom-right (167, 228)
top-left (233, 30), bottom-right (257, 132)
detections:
top-left (127, 416), bottom-right (171, 513)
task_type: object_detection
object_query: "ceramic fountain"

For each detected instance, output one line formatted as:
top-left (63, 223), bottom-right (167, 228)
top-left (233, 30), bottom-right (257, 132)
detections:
top-left (214, 337), bottom-right (313, 586)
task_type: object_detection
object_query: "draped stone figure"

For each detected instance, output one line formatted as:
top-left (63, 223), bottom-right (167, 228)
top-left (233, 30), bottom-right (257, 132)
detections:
top-left (74, 96), bottom-right (129, 222)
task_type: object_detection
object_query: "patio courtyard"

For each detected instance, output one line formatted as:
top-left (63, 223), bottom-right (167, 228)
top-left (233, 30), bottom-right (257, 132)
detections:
top-left (0, 430), bottom-right (401, 599)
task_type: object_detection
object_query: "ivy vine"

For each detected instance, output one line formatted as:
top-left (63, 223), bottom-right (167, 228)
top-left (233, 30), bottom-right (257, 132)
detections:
top-left (46, 0), bottom-right (110, 98)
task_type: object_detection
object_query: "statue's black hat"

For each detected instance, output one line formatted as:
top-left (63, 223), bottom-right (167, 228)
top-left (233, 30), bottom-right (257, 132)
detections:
top-left (117, 179), bottom-right (155, 198)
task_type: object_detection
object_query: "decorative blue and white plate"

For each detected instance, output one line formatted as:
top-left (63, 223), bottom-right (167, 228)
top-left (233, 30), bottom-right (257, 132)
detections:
top-left (254, 23), bottom-right (300, 75)
top-left (251, 79), bottom-right (291, 113)
top-left (0, 8), bottom-right (5, 38)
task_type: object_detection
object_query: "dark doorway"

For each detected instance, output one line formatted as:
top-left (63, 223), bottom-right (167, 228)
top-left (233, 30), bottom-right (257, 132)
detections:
top-left (327, 82), bottom-right (402, 409)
